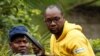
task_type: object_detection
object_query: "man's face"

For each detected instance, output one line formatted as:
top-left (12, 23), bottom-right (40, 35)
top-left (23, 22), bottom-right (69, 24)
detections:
top-left (10, 36), bottom-right (29, 54)
top-left (44, 8), bottom-right (65, 34)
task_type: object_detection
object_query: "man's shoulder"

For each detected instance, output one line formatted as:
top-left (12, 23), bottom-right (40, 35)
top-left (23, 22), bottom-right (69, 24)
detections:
top-left (66, 29), bottom-right (87, 42)
top-left (67, 29), bottom-right (83, 36)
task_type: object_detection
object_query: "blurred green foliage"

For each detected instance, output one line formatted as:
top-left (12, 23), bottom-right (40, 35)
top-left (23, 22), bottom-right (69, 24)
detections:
top-left (0, 0), bottom-right (50, 55)
top-left (90, 39), bottom-right (100, 56)
top-left (0, 0), bottom-right (100, 56)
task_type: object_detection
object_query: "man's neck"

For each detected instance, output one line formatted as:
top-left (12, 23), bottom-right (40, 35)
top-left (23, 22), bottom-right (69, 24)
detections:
top-left (55, 24), bottom-right (64, 40)
top-left (55, 29), bottom-right (63, 40)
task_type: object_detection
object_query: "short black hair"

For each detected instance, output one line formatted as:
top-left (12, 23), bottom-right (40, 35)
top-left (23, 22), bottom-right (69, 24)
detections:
top-left (10, 34), bottom-right (28, 42)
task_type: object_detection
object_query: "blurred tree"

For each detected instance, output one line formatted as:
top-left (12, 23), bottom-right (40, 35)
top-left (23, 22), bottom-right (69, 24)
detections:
top-left (0, 0), bottom-right (100, 55)
top-left (0, 0), bottom-right (51, 55)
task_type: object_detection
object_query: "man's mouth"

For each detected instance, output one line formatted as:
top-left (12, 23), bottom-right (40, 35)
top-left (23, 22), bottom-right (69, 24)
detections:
top-left (50, 29), bottom-right (56, 32)
top-left (19, 48), bottom-right (27, 52)
top-left (19, 49), bottom-right (27, 54)
top-left (50, 27), bottom-right (56, 30)
top-left (50, 28), bottom-right (57, 33)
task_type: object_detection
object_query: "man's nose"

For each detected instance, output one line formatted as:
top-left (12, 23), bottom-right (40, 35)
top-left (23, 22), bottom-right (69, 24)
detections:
top-left (20, 42), bottom-right (26, 46)
top-left (50, 21), bottom-right (56, 26)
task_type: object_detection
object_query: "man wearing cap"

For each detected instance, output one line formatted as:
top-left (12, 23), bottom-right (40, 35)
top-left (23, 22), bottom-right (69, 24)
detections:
top-left (8, 26), bottom-right (43, 56)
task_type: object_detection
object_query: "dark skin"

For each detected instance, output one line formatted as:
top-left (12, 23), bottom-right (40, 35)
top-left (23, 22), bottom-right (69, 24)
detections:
top-left (10, 35), bottom-right (44, 55)
top-left (44, 7), bottom-right (65, 39)
top-left (10, 36), bottom-right (29, 55)
top-left (32, 44), bottom-right (44, 56)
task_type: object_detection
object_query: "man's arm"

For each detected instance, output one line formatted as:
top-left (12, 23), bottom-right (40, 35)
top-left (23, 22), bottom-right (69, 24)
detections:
top-left (67, 30), bottom-right (95, 56)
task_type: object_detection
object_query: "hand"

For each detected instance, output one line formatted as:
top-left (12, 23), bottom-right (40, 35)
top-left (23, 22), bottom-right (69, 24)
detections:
top-left (32, 44), bottom-right (45, 56)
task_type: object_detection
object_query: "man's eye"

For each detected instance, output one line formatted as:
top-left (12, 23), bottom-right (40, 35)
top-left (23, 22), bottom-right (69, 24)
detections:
top-left (54, 17), bottom-right (60, 21)
top-left (23, 41), bottom-right (28, 43)
top-left (14, 41), bottom-right (20, 43)
top-left (45, 19), bottom-right (51, 23)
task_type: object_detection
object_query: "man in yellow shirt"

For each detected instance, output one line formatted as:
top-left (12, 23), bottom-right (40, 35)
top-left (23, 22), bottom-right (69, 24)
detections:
top-left (44, 5), bottom-right (95, 56)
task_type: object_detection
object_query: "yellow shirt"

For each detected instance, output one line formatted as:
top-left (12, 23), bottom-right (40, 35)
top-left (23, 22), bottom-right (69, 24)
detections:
top-left (50, 21), bottom-right (95, 56)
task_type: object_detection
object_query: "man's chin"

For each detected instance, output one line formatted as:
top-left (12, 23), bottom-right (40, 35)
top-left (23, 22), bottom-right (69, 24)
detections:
top-left (50, 30), bottom-right (58, 34)
top-left (19, 50), bottom-right (27, 54)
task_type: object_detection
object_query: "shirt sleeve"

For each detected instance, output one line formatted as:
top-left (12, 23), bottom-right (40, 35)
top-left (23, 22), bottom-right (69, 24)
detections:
top-left (67, 30), bottom-right (95, 56)
top-left (72, 40), bottom-right (93, 56)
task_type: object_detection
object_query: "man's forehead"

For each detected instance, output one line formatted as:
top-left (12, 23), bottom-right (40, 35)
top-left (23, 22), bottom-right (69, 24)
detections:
top-left (45, 7), bottom-right (61, 14)
top-left (14, 36), bottom-right (28, 40)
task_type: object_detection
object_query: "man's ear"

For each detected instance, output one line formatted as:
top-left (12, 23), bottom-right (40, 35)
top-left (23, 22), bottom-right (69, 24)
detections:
top-left (62, 13), bottom-right (64, 18)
